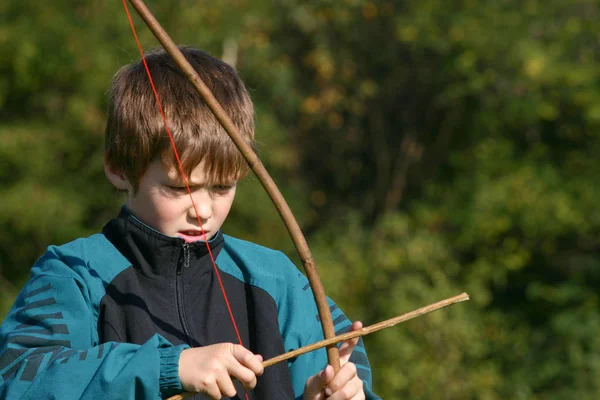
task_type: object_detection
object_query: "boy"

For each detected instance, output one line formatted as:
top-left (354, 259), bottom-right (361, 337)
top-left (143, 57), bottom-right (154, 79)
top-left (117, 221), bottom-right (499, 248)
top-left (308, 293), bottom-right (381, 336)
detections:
top-left (0, 47), bottom-right (378, 399)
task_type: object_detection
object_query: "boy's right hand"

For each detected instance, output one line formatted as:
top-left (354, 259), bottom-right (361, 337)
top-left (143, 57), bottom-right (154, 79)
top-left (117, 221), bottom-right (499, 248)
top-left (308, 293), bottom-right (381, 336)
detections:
top-left (178, 343), bottom-right (264, 399)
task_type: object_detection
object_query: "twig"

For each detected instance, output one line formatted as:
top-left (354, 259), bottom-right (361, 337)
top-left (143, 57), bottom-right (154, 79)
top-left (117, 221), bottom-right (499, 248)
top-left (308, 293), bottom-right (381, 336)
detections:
top-left (167, 293), bottom-right (469, 400)
top-left (263, 292), bottom-right (468, 367)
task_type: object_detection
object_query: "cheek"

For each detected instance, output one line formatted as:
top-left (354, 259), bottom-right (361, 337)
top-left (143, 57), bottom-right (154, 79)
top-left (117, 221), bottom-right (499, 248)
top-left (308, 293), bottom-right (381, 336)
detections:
top-left (215, 193), bottom-right (236, 220)
top-left (142, 193), bottom-right (186, 224)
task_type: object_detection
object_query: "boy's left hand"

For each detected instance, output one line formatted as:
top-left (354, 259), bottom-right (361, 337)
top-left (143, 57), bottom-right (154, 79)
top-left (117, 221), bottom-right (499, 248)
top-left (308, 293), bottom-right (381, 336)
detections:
top-left (303, 321), bottom-right (365, 400)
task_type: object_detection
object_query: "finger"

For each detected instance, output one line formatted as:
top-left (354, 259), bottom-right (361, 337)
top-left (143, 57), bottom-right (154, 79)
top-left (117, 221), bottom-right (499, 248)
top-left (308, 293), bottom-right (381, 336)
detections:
top-left (327, 378), bottom-right (363, 400)
top-left (304, 365), bottom-right (334, 399)
top-left (339, 321), bottom-right (362, 365)
top-left (201, 377), bottom-right (222, 400)
top-left (327, 377), bottom-right (364, 400)
top-left (325, 362), bottom-right (359, 398)
top-left (226, 360), bottom-right (258, 390)
top-left (349, 390), bottom-right (366, 400)
top-left (216, 373), bottom-right (238, 398)
top-left (226, 346), bottom-right (264, 389)
top-left (232, 345), bottom-right (264, 376)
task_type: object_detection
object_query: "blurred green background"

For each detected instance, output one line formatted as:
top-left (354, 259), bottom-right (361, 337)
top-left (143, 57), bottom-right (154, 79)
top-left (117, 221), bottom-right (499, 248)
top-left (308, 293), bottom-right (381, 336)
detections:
top-left (2, 0), bottom-right (600, 398)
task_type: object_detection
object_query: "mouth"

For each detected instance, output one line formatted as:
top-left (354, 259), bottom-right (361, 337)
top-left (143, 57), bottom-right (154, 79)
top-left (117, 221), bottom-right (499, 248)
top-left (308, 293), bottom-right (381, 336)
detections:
top-left (177, 230), bottom-right (209, 243)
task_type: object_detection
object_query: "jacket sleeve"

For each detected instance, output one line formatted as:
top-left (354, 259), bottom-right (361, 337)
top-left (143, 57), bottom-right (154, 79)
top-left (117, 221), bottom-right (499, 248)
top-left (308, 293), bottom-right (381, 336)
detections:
top-left (279, 265), bottom-right (380, 399)
top-left (0, 253), bottom-right (188, 399)
top-left (289, 296), bottom-right (380, 400)
top-left (328, 297), bottom-right (380, 400)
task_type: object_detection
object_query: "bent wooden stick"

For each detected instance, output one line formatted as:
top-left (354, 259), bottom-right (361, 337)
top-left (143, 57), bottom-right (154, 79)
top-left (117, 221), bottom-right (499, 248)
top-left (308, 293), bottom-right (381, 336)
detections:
top-left (168, 293), bottom-right (469, 400)
top-left (126, 0), bottom-right (341, 372)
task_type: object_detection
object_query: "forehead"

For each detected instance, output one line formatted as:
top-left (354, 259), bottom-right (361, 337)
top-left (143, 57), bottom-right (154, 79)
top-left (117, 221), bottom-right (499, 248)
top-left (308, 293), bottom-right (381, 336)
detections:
top-left (156, 160), bottom-right (237, 185)
top-left (160, 141), bottom-right (248, 182)
top-left (162, 161), bottom-right (209, 182)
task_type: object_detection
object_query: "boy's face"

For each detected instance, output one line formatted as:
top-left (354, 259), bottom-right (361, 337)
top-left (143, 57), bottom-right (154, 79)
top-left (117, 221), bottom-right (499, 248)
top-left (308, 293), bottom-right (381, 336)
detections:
top-left (109, 160), bottom-right (237, 242)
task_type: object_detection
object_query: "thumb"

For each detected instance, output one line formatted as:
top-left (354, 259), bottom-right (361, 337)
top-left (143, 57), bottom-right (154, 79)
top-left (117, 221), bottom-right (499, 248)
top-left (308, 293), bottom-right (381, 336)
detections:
top-left (340, 321), bottom-right (363, 365)
top-left (303, 365), bottom-right (334, 399)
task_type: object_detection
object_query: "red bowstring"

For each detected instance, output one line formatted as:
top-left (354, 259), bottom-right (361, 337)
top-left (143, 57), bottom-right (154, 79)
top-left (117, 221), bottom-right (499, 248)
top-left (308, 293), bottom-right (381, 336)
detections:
top-left (121, 0), bottom-right (248, 383)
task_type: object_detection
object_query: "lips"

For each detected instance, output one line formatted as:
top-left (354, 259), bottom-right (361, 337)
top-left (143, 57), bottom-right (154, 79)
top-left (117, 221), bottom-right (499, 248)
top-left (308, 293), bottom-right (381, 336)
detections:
top-left (177, 230), bottom-right (209, 243)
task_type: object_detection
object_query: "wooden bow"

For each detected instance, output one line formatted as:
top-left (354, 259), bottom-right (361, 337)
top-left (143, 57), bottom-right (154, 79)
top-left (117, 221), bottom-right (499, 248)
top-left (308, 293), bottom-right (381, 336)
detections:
top-left (122, 2), bottom-right (469, 400)
top-left (124, 0), bottom-right (341, 371)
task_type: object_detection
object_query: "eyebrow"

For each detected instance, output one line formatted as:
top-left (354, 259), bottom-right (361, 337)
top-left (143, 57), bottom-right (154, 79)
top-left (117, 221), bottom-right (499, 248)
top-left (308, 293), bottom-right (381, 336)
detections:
top-left (173, 180), bottom-right (202, 187)
top-left (167, 178), bottom-right (236, 187)
top-left (163, 177), bottom-right (200, 186)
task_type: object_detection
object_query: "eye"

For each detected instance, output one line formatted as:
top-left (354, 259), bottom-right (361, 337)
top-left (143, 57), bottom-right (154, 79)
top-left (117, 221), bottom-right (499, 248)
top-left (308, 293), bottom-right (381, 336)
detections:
top-left (213, 183), bottom-right (236, 193)
top-left (166, 185), bottom-right (189, 193)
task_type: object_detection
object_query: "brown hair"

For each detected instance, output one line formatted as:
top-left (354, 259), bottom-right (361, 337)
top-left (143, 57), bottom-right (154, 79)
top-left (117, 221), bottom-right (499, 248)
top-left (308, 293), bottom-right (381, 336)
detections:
top-left (105, 46), bottom-right (255, 190)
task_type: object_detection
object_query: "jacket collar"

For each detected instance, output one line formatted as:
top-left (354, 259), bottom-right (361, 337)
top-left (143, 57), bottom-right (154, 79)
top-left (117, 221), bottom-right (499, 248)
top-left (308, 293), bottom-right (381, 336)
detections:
top-left (102, 206), bottom-right (224, 278)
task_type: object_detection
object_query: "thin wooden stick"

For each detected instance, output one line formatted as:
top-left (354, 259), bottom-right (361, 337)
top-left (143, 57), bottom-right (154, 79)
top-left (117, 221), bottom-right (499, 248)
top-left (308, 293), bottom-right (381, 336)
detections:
top-left (263, 292), bottom-right (469, 367)
top-left (167, 293), bottom-right (469, 400)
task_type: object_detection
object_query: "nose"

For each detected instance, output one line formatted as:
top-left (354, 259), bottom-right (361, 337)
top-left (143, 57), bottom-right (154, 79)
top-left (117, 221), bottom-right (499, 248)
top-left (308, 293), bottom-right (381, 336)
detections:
top-left (188, 191), bottom-right (212, 222)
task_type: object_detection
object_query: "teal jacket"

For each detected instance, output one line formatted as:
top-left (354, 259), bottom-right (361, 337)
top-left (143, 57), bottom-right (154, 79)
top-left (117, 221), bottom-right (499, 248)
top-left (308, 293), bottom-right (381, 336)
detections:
top-left (0, 210), bottom-right (378, 399)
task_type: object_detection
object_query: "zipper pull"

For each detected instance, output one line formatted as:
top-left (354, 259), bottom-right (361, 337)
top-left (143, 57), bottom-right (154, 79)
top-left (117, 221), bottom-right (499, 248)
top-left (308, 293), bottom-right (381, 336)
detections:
top-left (183, 243), bottom-right (190, 268)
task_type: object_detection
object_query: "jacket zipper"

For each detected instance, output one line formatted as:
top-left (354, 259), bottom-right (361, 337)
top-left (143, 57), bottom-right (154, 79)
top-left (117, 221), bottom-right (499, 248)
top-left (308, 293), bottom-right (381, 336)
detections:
top-left (176, 243), bottom-right (193, 345)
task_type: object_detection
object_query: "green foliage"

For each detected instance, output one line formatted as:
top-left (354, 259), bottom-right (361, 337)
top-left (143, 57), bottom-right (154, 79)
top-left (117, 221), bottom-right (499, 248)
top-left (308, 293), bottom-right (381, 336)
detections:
top-left (1, 0), bottom-right (600, 398)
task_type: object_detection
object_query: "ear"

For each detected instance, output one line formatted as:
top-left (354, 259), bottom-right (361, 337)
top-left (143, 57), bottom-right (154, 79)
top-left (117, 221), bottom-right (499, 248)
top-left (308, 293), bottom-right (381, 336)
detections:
top-left (104, 159), bottom-right (132, 191)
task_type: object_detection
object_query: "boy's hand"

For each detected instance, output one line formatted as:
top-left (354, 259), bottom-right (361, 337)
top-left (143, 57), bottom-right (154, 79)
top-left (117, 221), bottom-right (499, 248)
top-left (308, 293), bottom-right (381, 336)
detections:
top-left (303, 321), bottom-right (365, 400)
top-left (179, 343), bottom-right (264, 399)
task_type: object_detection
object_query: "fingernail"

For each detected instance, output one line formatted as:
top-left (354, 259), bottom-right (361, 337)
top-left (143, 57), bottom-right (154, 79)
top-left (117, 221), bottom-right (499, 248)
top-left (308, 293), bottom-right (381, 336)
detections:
top-left (325, 387), bottom-right (333, 396)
